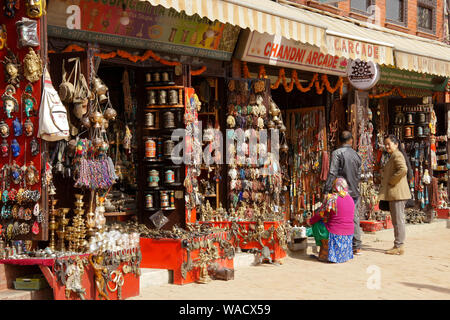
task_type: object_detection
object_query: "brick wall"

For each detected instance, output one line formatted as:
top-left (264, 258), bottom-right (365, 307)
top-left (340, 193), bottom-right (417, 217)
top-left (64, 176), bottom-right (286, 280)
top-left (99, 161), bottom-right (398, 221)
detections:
top-left (287, 0), bottom-right (446, 43)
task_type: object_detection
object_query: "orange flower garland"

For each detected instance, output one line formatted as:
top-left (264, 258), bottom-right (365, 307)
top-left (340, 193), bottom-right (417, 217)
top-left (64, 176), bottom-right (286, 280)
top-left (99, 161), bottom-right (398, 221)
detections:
top-left (56, 44), bottom-right (206, 75)
top-left (255, 65), bottom-right (343, 95)
top-left (369, 87), bottom-right (407, 99)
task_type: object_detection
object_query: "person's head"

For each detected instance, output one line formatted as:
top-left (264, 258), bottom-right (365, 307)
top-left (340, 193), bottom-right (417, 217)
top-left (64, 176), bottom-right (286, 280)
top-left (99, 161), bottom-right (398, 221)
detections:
top-left (340, 131), bottom-right (353, 146)
top-left (333, 177), bottom-right (348, 195)
top-left (384, 134), bottom-right (400, 154)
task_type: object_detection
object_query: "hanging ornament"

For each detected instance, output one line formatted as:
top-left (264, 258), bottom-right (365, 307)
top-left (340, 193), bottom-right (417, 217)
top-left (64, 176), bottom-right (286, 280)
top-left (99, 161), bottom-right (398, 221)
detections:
top-left (23, 48), bottom-right (43, 83)
top-left (10, 161), bottom-right (23, 185)
top-left (25, 0), bottom-right (46, 19)
top-left (22, 84), bottom-right (36, 117)
top-left (11, 139), bottom-right (20, 157)
top-left (4, 0), bottom-right (20, 18)
top-left (24, 118), bottom-right (34, 136)
top-left (2, 49), bottom-right (21, 87)
top-left (2, 85), bottom-right (19, 118)
top-left (13, 117), bottom-right (22, 136)
top-left (31, 221), bottom-right (39, 235)
top-left (30, 137), bottom-right (39, 156)
top-left (1, 139), bottom-right (8, 158)
top-left (25, 162), bottom-right (39, 185)
top-left (0, 24), bottom-right (6, 49)
top-left (0, 120), bottom-right (10, 138)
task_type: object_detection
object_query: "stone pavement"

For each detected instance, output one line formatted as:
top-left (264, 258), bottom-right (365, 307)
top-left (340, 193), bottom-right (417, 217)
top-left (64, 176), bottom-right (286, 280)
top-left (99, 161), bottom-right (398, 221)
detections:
top-left (130, 220), bottom-right (450, 300)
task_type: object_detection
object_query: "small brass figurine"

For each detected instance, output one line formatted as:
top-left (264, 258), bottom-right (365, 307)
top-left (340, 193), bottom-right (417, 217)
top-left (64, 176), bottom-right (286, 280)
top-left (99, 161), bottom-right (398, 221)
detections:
top-left (89, 254), bottom-right (110, 300)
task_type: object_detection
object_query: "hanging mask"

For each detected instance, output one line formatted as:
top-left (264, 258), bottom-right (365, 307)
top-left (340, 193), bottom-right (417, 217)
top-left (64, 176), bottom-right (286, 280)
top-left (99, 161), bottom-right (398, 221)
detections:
top-left (11, 139), bottom-right (20, 157)
top-left (0, 120), bottom-right (10, 138)
top-left (0, 24), bottom-right (6, 50)
top-left (2, 85), bottom-right (18, 119)
top-left (24, 118), bottom-right (33, 136)
top-left (13, 117), bottom-right (22, 136)
top-left (26, 0), bottom-right (46, 19)
top-left (10, 161), bottom-right (23, 185)
top-left (25, 162), bottom-right (38, 185)
top-left (1, 139), bottom-right (8, 157)
top-left (2, 49), bottom-right (21, 87)
top-left (16, 18), bottom-right (39, 48)
top-left (22, 84), bottom-right (36, 117)
top-left (3, 0), bottom-right (20, 18)
top-left (30, 137), bottom-right (39, 156)
top-left (23, 48), bottom-right (43, 83)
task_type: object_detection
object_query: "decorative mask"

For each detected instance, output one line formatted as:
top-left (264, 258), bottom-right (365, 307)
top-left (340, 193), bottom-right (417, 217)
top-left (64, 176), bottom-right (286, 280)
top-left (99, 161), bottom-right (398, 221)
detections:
top-left (1, 139), bottom-right (8, 157)
top-left (2, 85), bottom-right (18, 118)
top-left (24, 118), bottom-right (33, 136)
top-left (25, 162), bottom-right (39, 185)
top-left (30, 137), bottom-right (39, 157)
top-left (13, 118), bottom-right (22, 136)
top-left (23, 48), bottom-right (43, 83)
top-left (0, 24), bottom-right (6, 50)
top-left (11, 139), bottom-right (20, 157)
top-left (2, 49), bottom-right (21, 87)
top-left (22, 84), bottom-right (36, 117)
top-left (26, 0), bottom-right (46, 19)
top-left (3, 0), bottom-right (20, 18)
top-left (10, 161), bottom-right (23, 185)
top-left (0, 120), bottom-right (9, 138)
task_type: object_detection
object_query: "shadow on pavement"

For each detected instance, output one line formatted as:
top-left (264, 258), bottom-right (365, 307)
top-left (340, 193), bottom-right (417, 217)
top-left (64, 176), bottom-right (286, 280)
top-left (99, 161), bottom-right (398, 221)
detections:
top-left (400, 282), bottom-right (450, 295)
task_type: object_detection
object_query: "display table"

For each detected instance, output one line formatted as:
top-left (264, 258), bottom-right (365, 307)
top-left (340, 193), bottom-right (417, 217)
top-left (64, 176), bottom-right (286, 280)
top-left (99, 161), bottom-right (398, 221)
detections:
top-left (200, 221), bottom-right (287, 263)
top-left (140, 231), bottom-right (234, 285)
top-left (0, 254), bottom-right (139, 300)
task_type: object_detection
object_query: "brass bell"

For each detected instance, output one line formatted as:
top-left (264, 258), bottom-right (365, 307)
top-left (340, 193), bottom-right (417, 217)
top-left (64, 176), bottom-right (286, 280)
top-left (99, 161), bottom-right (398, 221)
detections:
top-left (93, 137), bottom-right (104, 148)
top-left (102, 118), bottom-right (109, 130)
top-left (280, 142), bottom-right (289, 153)
top-left (73, 102), bottom-right (87, 119)
top-left (81, 116), bottom-right (91, 128)
top-left (280, 124), bottom-right (287, 132)
top-left (104, 107), bottom-right (117, 120)
top-left (272, 115), bottom-right (281, 124)
top-left (98, 93), bottom-right (108, 104)
top-left (270, 101), bottom-right (280, 116)
top-left (267, 120), bottom-right (275, 129)
top-left (93, 77), bottom-right (107, 95)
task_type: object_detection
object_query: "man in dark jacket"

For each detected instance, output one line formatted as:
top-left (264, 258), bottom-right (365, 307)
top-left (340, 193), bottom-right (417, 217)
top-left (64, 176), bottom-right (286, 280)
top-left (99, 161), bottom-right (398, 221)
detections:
top-left (324, 131), bottom-right (362, 254)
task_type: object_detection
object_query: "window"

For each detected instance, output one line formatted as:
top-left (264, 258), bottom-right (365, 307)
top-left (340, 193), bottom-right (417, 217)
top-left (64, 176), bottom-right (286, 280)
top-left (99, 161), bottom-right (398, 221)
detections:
top-left (350, 0), bottom-right (371, 13)
top-left (417, 0), bottom-right (436, 33)
top-left (386, 0), bottom-right (406, 23)
top-left (418, 6), bottom-right (432, 29)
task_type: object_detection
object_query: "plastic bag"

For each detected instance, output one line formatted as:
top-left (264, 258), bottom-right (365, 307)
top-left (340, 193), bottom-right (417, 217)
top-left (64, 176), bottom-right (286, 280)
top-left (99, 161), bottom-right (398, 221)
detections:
top-left (150, 210), bottom-right (168, 229)
top-left (16, 18), bottom-right (39, 48)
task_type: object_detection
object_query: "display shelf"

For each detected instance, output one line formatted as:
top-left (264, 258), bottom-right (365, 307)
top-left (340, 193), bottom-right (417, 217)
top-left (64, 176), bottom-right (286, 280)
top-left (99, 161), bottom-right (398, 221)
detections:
top-left (103, 211), bottom-right (135, 217)
top-left (145, 104), bottom-right (184, 109)
top-left (145, 85), bottom-right (184, 90)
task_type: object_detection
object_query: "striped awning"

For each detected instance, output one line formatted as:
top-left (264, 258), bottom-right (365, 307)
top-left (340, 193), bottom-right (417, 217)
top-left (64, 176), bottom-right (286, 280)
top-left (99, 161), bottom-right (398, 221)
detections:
top-left (141, 0), bottom-right (327, 49)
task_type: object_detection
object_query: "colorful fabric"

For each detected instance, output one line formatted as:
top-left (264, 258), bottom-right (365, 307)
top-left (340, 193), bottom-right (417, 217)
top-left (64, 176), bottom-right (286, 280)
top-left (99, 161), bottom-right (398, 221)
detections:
top-left (320, 177), bottom-right (349, 222)
top-left (311, 220), bottom-right (329, 246)
top-left (328, 233), bottom-right (353, 263)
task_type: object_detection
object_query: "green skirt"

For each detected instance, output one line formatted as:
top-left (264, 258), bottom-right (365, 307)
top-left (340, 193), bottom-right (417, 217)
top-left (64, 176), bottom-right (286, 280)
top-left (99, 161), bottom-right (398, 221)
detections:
top-left (308, 221), bottom-right (329, 246)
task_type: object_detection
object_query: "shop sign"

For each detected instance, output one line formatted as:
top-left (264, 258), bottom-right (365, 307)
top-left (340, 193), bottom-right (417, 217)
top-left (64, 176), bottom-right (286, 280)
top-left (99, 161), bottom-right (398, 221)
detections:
top-left (379, 66), bottom-right (448, 91)
top-left (347, 59), bottom-right (380, 90)
top-left (326, 35), bottom-right (391, 65)
top-left (47, 0), bottom-right (240, 61)
top-left (235, 30), bottom-right (348, 76)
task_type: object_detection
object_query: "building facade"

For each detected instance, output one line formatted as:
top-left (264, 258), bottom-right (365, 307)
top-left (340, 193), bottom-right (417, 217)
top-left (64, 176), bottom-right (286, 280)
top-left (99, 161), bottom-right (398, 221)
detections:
top-left (286, 0), bottom-right (447, 43)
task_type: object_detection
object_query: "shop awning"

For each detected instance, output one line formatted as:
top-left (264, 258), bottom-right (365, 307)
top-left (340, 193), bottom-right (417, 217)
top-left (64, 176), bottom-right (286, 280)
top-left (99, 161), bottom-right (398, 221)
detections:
top-left (280, 0), bottom-right (450, 77)
top-left (141, 0), bottom-right (327, 49)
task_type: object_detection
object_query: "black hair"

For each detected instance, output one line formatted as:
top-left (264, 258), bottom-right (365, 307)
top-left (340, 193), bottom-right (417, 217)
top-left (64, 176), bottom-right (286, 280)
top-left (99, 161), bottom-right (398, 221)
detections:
top-left (384, 134), bottom-right (414, 181)
top-left (340, 131), bottom-right (353, 144)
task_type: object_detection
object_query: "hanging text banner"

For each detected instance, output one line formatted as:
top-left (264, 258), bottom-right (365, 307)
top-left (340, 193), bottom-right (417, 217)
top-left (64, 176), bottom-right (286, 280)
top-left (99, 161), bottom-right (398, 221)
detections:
top-left (46, 0), bottom-right (240, 61)
top-left (379, 66), bottom-right (448, 91)
top-left (235, 30), bottom-right (348, 76)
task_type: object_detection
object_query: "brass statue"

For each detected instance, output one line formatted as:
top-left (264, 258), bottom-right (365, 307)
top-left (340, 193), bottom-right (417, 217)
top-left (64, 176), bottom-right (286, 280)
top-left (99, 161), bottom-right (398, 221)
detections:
top-left (89, 254), bottom-right (110, 300)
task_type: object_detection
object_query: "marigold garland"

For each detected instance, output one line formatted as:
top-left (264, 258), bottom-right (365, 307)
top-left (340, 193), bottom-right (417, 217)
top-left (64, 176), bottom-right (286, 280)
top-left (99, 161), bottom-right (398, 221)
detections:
top-left (369, 87), bottom-right (406, 99)
top-left (254, 64), bottom-right (343, 95)
top-left (56, 44), bottom-right (206, 75)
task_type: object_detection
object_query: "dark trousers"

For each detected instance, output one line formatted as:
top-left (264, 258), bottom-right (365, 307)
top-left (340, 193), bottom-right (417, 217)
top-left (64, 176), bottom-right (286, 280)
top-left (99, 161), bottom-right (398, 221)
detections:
top-left (353, 197), bottom-right (362, 250)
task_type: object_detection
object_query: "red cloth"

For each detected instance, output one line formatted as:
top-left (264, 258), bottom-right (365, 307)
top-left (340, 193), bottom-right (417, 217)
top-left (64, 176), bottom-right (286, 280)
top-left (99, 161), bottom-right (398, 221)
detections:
top-left (0, 254), bottom-right (90, 267)
top-left (320, 151), bottom-right (330, 181)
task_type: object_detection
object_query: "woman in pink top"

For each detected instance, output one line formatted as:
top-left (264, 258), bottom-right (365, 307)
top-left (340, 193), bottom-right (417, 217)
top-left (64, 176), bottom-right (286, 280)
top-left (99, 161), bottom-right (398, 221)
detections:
top-left (306, 177), bottom-right (355, 263)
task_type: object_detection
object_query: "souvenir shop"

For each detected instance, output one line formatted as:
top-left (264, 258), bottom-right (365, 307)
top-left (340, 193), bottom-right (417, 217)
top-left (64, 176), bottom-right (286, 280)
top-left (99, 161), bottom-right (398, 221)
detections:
top-left (357, 65), bottom-right (450, 228)
top-left (0, 0), bottom-right (295, 298)
top-left (234, 30), bottom-right (347, 228)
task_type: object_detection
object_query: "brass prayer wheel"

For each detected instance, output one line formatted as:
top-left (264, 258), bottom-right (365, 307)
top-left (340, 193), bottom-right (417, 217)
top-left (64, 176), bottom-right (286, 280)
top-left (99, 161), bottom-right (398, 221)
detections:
top-left (162, 111), bottom-right (175, 128)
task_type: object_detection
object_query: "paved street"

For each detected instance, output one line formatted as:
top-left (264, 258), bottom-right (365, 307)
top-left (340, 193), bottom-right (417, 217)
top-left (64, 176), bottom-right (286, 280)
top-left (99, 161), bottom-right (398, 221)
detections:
top-left (131, 222), bottom-right (450, 300)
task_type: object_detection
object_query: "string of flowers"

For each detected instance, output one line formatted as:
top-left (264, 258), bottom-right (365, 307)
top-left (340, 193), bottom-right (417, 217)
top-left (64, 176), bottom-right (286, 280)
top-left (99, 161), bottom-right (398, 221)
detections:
top-left (369, 87), bottom-right (407, 99)
top-left (255, 64), bottom-right (342, 95)
top-left (55, 44), bottom-right (207, 75)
